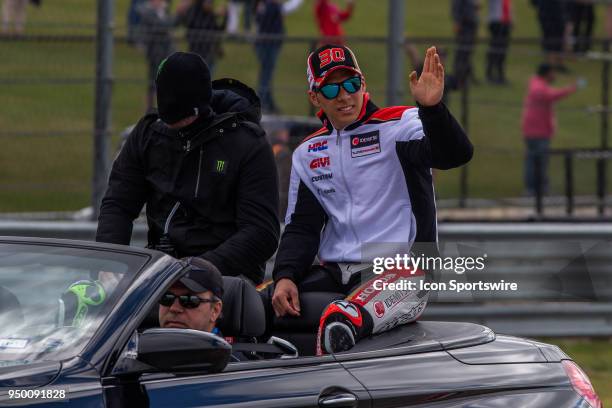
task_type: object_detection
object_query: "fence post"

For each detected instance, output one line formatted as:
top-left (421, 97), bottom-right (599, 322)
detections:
top-left (599, 39), bottom-right (610, 216)
top-left (564, 152), bottom-right (573, 216)
top-left (387, 0), bottom-right (405, 106)
top-left (92, 0), bottom-right (114, 221)
top-left (534, 153), bottom-right (543, 217)
top-left (459, 82), bottom-right (469, 208)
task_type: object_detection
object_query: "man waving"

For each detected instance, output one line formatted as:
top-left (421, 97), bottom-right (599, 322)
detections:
top-left (271, 44), bottom-right (473, 354)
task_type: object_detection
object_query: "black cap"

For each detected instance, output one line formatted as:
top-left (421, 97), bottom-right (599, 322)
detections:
top-left (307, 44), bottom-right (362, 90)
top-left (179, 257), bottom-right (224, 299)
top-left (155, 52), bottom-right (212, 125)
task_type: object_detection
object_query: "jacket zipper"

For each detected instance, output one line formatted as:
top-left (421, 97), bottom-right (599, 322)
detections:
top-left (194, 146), bottom-right (203, 198)
top-left (164, 201), bottom-right (181, 235)
top-left (336, 128), bottom-right (360, 258)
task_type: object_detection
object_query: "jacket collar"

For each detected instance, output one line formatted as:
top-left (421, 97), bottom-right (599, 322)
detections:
top-left (149, 111), bottom-right (242, 156)
top-left (316, 93), bottom-right (379, 132)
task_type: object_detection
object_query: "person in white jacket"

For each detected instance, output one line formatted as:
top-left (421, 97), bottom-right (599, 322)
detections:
top-left (271, 44), bottom-right (473, 354)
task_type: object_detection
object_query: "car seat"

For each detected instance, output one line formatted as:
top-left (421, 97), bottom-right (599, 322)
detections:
top-left (258, 285), bottom-right (344, 356)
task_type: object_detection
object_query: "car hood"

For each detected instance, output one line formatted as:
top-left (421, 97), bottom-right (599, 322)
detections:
top-left (0, 361), bottom-right (60, 388)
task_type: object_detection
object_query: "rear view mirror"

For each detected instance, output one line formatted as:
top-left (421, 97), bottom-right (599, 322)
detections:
top-left (137, 328), bottom-right (231, 374)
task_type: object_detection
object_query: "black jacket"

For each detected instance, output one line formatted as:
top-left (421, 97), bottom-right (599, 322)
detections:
top-left (96, 79), bottom-right (280, 284)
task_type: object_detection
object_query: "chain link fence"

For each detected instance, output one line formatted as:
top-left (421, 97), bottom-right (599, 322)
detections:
top-left (0, 0), bottom-right (610, 218)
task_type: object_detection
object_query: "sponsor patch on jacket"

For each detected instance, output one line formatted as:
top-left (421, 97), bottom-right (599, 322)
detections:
top-left (213, 159), bottom-right (228, 174)
top-left (351, 131), bottom-right (381, 158)
top-left (308, 140), bottom-right (328, 152)
top-left (317, 187), bottom-right (335, 195)
top-left (310, 157), bottom-right (331, 169)
top-left (311, 173), bottom-right (333, 183)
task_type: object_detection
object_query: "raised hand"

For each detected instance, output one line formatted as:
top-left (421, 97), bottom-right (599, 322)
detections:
top-left (409, 46), bottom-right (445, 107)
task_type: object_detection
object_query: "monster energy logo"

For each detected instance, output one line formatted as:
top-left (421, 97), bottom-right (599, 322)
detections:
top-left (216, 160), bottom-right (226, 173)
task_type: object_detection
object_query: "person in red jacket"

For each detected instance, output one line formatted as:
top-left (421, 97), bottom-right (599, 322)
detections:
top-left (521, 63), bottom-right (580, 196)
top-left (314, 0), bottom-right (354, 45)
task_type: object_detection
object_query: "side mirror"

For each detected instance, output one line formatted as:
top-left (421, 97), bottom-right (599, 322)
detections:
top-left (137, 328), bottom-right (231, 374)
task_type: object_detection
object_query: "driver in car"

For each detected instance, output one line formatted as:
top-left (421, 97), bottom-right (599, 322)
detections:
top-left (159, 257), bottom-right (224, 335)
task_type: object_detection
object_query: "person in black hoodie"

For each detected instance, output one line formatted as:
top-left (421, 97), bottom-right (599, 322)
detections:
top-left (96, 52), bottom-right (280, 285)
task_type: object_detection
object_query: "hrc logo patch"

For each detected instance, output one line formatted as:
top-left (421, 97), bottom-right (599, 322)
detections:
top-left (308, 140), bottom-right (328, 153)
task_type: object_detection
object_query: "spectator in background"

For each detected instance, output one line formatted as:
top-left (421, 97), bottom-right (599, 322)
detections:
top-left (268, 127), bottom-right (292, 217)
top-left (567, 0), bottom-right (595, 54)
top-left (2, 0), bottom-right (28, 35)
top-left (314, 0), bottom-right (354, 46)
top-left (127, 0), bottom-right (147, 46)
top-left (138, 0), bottom-right (176, 110)
top-left (176, 0), bottom-right (228, 75)
top-left (452, 0), bottom-right (480, 87)
top-left (485, 0), bottom-right (512, 85)
top-left (254, 0), bottom-right (302, 113)
top-left (227, 0), bottom-right (254, 34)
top-left (520, 63), bottom-right (582, 195)
top-left (532, 0), bottom-right (567, 72)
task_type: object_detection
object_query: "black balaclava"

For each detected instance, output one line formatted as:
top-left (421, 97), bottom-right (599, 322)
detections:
top-left (155, 52), bottom-right (213, 126)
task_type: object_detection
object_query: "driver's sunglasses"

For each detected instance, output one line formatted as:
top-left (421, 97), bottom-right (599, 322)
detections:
top-left (159, 293), bottom-right (217, 309)
top-left (316, 76), bottom-right (362, 99)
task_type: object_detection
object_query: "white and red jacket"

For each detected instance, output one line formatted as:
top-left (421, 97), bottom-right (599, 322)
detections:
top-left (273, 95), bottom-right (473, 284)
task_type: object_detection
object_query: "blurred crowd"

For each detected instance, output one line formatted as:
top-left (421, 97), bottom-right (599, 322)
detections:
top-left (3, 0), bottom-right (611, 203)
top-left (127, 0), bottom-right (358, 113)
top-left (123, 0), bottom-right (605, 205)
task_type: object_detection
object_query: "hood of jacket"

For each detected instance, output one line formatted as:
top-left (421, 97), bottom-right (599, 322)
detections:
top-left (149, 78), bottom-right (262, 143)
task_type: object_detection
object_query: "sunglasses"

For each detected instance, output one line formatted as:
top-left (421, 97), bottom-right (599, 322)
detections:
top-left (317, 76), bottom-right (362, 99)
top-left (159, 292), bottom-right (217, 309)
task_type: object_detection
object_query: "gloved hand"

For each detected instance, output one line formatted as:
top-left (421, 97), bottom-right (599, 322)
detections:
top-left (316, 300), bottom-right (373, 356)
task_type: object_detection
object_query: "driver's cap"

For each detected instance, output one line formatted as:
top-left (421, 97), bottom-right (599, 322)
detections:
top-left (180, 257), bottom-right (224, 299)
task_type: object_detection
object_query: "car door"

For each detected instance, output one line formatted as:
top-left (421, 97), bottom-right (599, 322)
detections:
top-left (140, 356), bottom-right (371, 408)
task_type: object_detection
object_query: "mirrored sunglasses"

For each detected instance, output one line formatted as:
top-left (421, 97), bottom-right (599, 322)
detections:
top-left (159, 293), bottom-right (217, 309)
top-left (317, 76), bottom-right (362, 99)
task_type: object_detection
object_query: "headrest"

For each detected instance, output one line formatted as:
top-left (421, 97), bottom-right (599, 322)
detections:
top-left (216, 276), bottom-right (266, 337)
top-left (0, 286), bottom-right (23, 323)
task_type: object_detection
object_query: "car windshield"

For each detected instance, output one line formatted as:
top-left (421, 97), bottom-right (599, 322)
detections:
top-left (0, 242), bottom-right (148, 367)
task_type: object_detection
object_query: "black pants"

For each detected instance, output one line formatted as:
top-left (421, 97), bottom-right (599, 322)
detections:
top-left (538, 13), bottom-right (564, 53)
top-left (297, 264), bottom-right (364, 295)
top-left (453, 23), bottom-right (478, 87)
top-left (486, 22), bottom-right (511, 82)
top-left (570, 3), bottom-right (594, 53)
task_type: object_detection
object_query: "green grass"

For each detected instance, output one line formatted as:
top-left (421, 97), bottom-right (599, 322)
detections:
top-left (544, 338), bottom-right (612, 406)
top-left (0, 0), bottom-right (608, 210)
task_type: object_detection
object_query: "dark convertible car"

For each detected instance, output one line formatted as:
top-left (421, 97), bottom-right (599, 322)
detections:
top-left (0, 237), bottom-right (602, 407)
